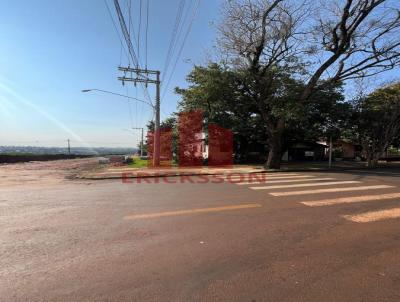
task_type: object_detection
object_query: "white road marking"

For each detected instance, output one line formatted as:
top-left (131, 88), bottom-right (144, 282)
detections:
top-left (270, 185), bottom-right (394, 196)
top-left (236, 177), bottom-right (334, 185)
top-left (226, 175), bottom-right (315, 181)
top-left (217, 173), bottom-right (301, 179)
top-left (250, 181), bottom-right (361, 190)
top-left (302, 192), bottom-right (400, 207)
top-left (349, 170), bottom-right (400, 176)
top-left (343, 207), bottom-right (400, 223)
top-left (123, 203), bottom-right (262, 220)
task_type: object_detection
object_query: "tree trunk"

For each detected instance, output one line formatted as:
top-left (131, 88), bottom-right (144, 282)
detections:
top-left (366, 152), bottom-right (378, 168)
top-left (265, 130), bottom-right (283, 169)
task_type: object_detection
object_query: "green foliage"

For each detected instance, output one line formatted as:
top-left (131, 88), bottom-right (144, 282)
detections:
top-left (128, 158), bottom-right (149, 168)
top-left (175, 63), bottom-right (346, 162)
top-left (332, 148), bottom-right (343, 159)
top-left (176, 64), bottom-right (257, 127)
top-left (175, 63), bottom-right (268, 161)
top-left (351, 82), bottom-right (400, 166)
top-left (0, 152), bottom-right (36, 156)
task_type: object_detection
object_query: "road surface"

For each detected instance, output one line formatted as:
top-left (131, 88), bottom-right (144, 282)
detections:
top-left (1, 162), bottom-right (400, 301)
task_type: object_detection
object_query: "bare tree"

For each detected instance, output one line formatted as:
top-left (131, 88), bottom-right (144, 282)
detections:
top-left (217, 0), bottom-right (400, 168)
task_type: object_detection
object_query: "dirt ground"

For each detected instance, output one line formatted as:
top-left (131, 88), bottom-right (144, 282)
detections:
top-left (0, 158), bottom-right (99, 188)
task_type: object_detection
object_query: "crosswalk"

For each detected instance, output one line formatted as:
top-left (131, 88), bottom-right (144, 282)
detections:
top-left (269, 185), bottom-right (393, 196)
top-left (249, 180), bottom-right (362, 190)
top-left (220, 172), bottom-right (400, 224)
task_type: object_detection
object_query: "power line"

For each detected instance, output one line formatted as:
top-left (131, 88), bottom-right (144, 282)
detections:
top-left (124, 1), bottom-right (134, 129)
top-left (162, 0), bottom-right (186, 84)
top-left (137, 0), bottom-right (142, 66)
top-left (161, 0), bottom-right (200, 100)
top-left (160, 0), bottom-right (194, 86)
top-left (104, 0), bottom-right (131, 65)
top-left (145, 0), bottom-right (149, 69)
top-left (127, 0), bottom-right (139, 58)
top-left (127, 0), bottom-right (131, 35)
top-left (113, 0), bottom-right (153, 106)
top-left (113, 0), bottom-right (139, 66)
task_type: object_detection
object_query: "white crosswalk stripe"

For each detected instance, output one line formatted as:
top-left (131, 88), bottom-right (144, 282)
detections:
top-left (223, 175), bottom-right (315, 181)
top-left (218, 173), bottom-right (302, 180)
top-left (235, 171), bottom-right (400, 223)
top-left (250, 180), bottom-right (361, 190)
top-left (343, 207), bottom-right (400, 223)
top-left (301, 193), bottom-right (400, 207)
top-left (236, 177), bottom-right (334, 185)
top-left (270, 185), bottom-right (394, 196)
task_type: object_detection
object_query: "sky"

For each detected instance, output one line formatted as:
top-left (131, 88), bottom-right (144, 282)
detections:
top-left (0, 0), bottom-right (221, 148)
top-left (1, 0), bottom-right (399, 149)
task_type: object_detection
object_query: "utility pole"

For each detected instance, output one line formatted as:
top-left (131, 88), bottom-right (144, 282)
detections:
top-left (132, 127), bottom-right (144, 157)
top-left (154, 71), bottom-right (160, 166)
top-left (67, 139), bottom-right (71, 155)
top-left (328, 136), bottom-right (333, 168)
top-left (118, 66), bottom-right (161, 166)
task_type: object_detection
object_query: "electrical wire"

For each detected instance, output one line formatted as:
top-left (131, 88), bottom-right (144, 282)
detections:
top-left (128, 0), bottom-right (131, 36)
top-left (162, 0), bottom-right (186, 84)
top-left (160, 0), bottom-right (193, 86)
top-left (113, 0), bottom-right (153, 106)
top-left (104, 0), bottom-right (131, 65)
top-left (114, 0), bottom-right (139, 65)
top-left (161, 0), bottom-right (200, 100)
top-left (137, 0), bottom-right (142, 66)
top-left (127, 0), bottom-right (139, 57)
top-left (145, 0), bottom-right (149, 69)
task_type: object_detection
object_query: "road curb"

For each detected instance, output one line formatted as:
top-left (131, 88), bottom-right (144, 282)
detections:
top-left (75, 165), bottom-right (387, 180)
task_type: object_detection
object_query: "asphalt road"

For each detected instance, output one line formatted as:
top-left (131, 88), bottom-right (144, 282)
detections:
top-left (1, 167), bottom-right (400, 301)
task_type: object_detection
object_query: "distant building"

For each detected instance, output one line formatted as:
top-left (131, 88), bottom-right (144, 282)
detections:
top-left (335, 139), bottom-right (362, 159)
top-left (282, 142), bottom-right (328, 162)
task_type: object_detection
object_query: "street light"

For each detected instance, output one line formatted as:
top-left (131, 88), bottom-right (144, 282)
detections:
top-left (82, 88), bottom-right (156, 163)
top-left (81, 88), bottom-right (154, 108)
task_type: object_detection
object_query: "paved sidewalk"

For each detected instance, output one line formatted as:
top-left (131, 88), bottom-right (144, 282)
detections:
top-left (78, 165), bottom-right (266, 179)
top-left (281, 160), bottom-right (400, 171)
top-left (76, 160), bottom-right (400, 180)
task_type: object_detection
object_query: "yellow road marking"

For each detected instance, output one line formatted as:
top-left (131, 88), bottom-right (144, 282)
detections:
top-left (302, 192), bottom-right (400, 207)
top-left (251, 181), bottom-right (361, 190)
top-left (270, 185), bottom-right (394, 196)
top-left (237, 177), bottom-right (334, 186)
top-left (123, 203), bottom-right (262, 220)
top-left (343, 207), bottom-right (400, 223)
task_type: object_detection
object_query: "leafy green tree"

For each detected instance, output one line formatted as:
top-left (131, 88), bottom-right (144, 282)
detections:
top-left (176, 64), bottom-right (266, 162)
top-left (217, 0), bottom-right (400, 168)
top-left (352, 82), bottom-right (400, 167)
top-left (176, 63), bottom-right (347, 162)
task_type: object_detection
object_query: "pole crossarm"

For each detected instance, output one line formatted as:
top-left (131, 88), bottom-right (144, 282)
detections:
top-left (117, 66), bottom-right (161, 166)
top-left (118, 66), bottom-right (159, 75)
top-left (118, 77), bottom-right (160, 85)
